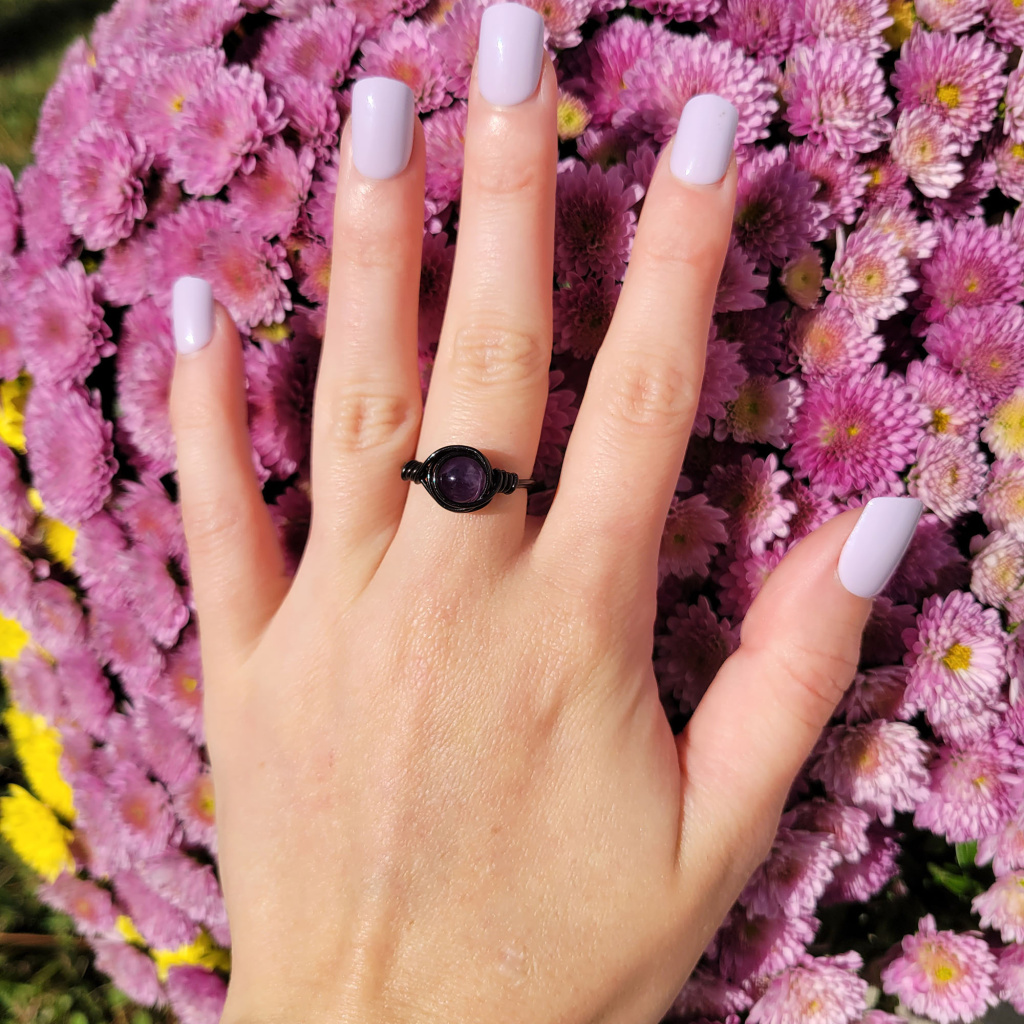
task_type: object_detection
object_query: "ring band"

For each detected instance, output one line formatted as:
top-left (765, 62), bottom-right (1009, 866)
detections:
top-left (402, 445), bottom-right (536, 513)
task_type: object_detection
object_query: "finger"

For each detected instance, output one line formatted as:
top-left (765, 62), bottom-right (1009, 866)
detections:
top-left (309, 77), bottom-right (425, 588)
top-left (169, 278), bottom-right (289, 672)
top-left (536, 95), bottom-right (737, 588)
top-left (676, 498), bottom-right (923, 887)
top-left (400, 3), bottom-right (555, 548)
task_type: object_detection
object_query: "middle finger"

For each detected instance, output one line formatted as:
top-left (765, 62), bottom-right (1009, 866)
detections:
top-left (398, 3), bottom-right (556, 556)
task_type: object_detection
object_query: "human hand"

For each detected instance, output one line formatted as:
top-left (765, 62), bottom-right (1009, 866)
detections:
top-left (168, 5), bottom-right (922, 1022)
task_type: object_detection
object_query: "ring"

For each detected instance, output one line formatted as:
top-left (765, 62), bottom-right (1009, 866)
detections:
top-left (401, 445), bottom-right (536, 513)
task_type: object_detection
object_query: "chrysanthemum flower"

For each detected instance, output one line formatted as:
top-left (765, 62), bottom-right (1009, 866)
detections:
top-left (787, 307), bottom-right (884, 383)
top-left (905, 357), bottom-right (982, 440)
top-left (17, 165), bottom-right (73, 261)
top-left (360, 18), bottom-right (449, 113)
top-left (993, 135), bottom-right (1024, 203)
top-left (979, 460), bottom-right (1024, 542)
top-left (0, 446), bottom-right (32, 540)
top-left (56, 648), bottom-right (114, 742)
top-left (168, 63), bottom-right (286, 197)
top-left (434, 0), bottom-right (488, 100)
top-left (693, 331), bottom-right (747, 438)
top-left (972, 872), bottom-right (1024, 943)
top-left (914, 0), bottom-right (986, 32)
top-left (31, 62), bottom-right (98, 177)
top-left (147, 0), bottom-right (245, 52)
top-left (823, 822), bottom-right (901, 904)
top-left (997, 943), bottom-right (1024, 1015)
top-left (748, 951), bottom-right (868, 1024)
top-left (37, 872), bottom-right (119, 938)
top-left (918, 218), bottom-right (1024, 325)
top-left (573, 17), bottom-right (660, 128)
top-left (712, 0), bottom-right (797, 60)
top-left (970, 532), bottom-right (1024, 608)
top-left (976, 801), bottom-right (1024, 877)
top-left (226, 136), bottom-right (314, 242)
top-left (783, 40), bottom-right (893, 158)
top-left (113, 869), bottom-right (198, 950)
top-left (984, 389), bottom-right (1024, 462)
top-left (87, 599), bottom-right (164, 702)
top-left (717, 304), bottom-right (785, 376)
top-left (881, 914), bottom-right (999, 1024)
top-left (552, 273), bottom-right (619, 360)
top-left (19, 260), bottom-right (113, 387)
top-left (715, 908), bottom-right (817, 984)
top-left (825, 226), bottom-right (917, 327)
top-left (890, 108), bottom-right (963, 200)
top-left (811, 720), bottom-right (931, 824)
top-left (554, 162), bottom-right (639, 281)
top-left (169, 765), bottom-right (218, 853)
top-left (780, 248), bottom-right (823, 309)
top-left (92, 940), bottom-right (165, 1008)
top-left (734, 146), bottom-right (826, 270)
top-left (137, 847), bottom-right (225, 928)
top-left (705, 453), bottom-right (797, 553)
top-left (154, 628), bottom-right (205, 745)
top-left (671, 966), bottom-right (752, 1021)
top-left (715, 538), bottom-right (788, 620)
top-left (201, 227), bottom-right (293, 329)
top-left (255, 4), bottom-right (362, 86)
top-left (915, 731), bottom-right (1021, 843)
top-left (861, 155), bottom-right (913, 212)
top-left (882, 511), bottom-right (964, 604)
top-left (658, 494), bottom-right (729, 582)
top-left (907, 435), bottom-right (988, 525)
top-left (902, 590), bottom-right (1007, 746)
top-left (892, 27), bottom-right (1006, 156)
top-left (988, 0), bottom-right (1024, 48)
top-left (655, 595), bottom-right (738, 714)
top-left (740, 826), bottom-right (842, 918)
top-left (715, 238), bottom-right (769, 313)
top-left (714, 375), bottom-right (802, 448)
top-left (783, 797), bottom-right (872, 863)
top-left (165, 966), bottom-right (228, 1024)
top-left (799, 0), bottom-right (892, 51)
top-left (786, 364), bottom-right (926, 498)
top-left (616, 32), bottom-right (777, 146)
top-left (780, 478), bottom-right (836, 542)
top-left (925, 147), bottom-right (997, 221)
top-left (423, 101), bottom-right (467, 213)
top-left (96, 227), bottom-right (153, 309)
top-left (630, 0), bottom-right (720, 17)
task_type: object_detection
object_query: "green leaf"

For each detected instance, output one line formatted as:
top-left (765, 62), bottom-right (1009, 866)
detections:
top-left (955, 841), bottom-right (978, 867)
top-left (927, 862), bottom-right (983, 898)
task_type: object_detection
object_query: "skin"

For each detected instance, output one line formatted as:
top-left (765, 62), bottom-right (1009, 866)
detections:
top-left (169, 55), bottom-right (872, 1024)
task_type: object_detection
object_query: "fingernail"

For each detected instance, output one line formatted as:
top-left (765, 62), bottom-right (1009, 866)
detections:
top-left (837, 497), bottom-right (923, 599)
top-left (351, 76), bottom-right (415, 180)
top-left (670, 93), bottom-right (739, 185)
top-left (172, 276), bottom-right (214, 355)
top-left (478, 2), bottom-right (545, 107)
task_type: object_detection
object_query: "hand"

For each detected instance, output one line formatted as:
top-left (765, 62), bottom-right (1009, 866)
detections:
top-left (168, 6), bottom-right (921, 1022)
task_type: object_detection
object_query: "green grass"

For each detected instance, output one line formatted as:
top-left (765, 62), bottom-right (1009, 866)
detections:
top-left (0, 0), bottom-right (115, 178)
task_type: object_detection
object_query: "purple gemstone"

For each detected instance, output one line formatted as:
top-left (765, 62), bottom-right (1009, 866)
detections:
top-left (437, 455), bottom-right (487, 504)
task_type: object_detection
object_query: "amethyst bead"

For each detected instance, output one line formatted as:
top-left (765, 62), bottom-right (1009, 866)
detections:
top-left (437, 455), bottom-right (487, 504)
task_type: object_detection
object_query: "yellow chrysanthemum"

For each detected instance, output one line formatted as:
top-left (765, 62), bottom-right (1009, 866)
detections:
top-left (152, 929), bottom-right (232, 982)
top-left (3, 703), bottom-right (75, 820)
top-left (557, 92), bottom-right (592, 141)
top-left (0, 784), bottom-right (75, 882)
top-left (0, 376), bottom-right (31, 453)
top-left (0, 613), bottom-right (30, 660)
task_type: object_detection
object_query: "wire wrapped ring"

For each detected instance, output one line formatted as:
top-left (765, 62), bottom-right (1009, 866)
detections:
top-left (402, 445), bottom-right (536, 513)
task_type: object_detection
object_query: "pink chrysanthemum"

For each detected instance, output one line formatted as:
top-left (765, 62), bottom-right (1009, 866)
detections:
top-left (973, 872), bottom-right (1024, 943)
top-left (87, 599), bottom-right (164, 702)
top-left (780, 478), bottom-right (835, 542)
top-left (716, 304), bottom-right (785, 376)
top-left (715, 908), bottom-right (817, 984)
top-left (145, 198), bottom-right (232, 307)
top-left (28, 580), bottom-right (86, 661)
top-left (0, 446), bottom-right (32, 539)
top-left (136, 846), bottom-right (226, 928)
top-left (671, 967), bottom-right (752, 1021)
top-left (24, 383), bottom-right (116, 525)
top-left (925, 303), bottom-right (1024, 414)
top-left (988, 0), bottom-right (1024, 48)
top-left (969, 532), bottom-right (1024, 609)
top-left (905, 357), bottom-right (983, 440)
top-left (811, 720), bottom-right (931, 825)
top-left (517, 0), bottom-right (593, 49)
top-left (579, 16), bottom-right (662, 127)
top-left (890, 108), bottom-right (963, 200)
top-left (616, 32), bottom-right (777, 147)
top-left (96, 227), bottom-right (153, 309)
top-left (925, 147), bottom-right (997, 221)
top-left (983, 388), bottom-right (1024, 463)
top-left (715, 538), bottom-right (787, 620)
top-left (693, 331), bottom-right (748, 438)
top-left (783, 40), bottom-right (893, 158)
top-left (169, 766), bottom-right (218, 853)
top-left (748, 952), bottom-right (868, 1024)
top-left (60, 123), bottom-right (150, 251)
top-left (360, 18), bottom-right (449, 113)
top-left (18, 164), bottom-right (73, 260)
top-left (255, 4), bottom-right (362, 86)
top-left (201, 227), bottom-right (293, 329)
top-left (272, 75), bottom-right (341, 161)
top-left (823, 822), bottom-right (901, 904)
top-left (37, 873), bottom-right (119, 939)
top-left (783, 797), bottom-right (872, 863)
top-left (56, 648), bottom-right (114, 742)
top-left (92, 940), bottom-right (165, 1008)
top-left (997, 943), bottom-right (1024, 1015)
top-left (269, 485), bottom-right (311, 579)
top-left (919, 219), bottom-right (1024, 326)
top-left (147, 0), bottom-right (245, 52)
top-left (785, 364), bottom-right (927, 499)
top-left (903, 590), bottom-right (1007, 746)
top-left (734, 146), bottom-right (826, 270)
top-left (113, 868), bottom-right (199, 950)
top-left (168, 63), bottom-right (285, 197)
top-left (705, 453), bottom-right (797, 552)
top-left (552, 273), bottom-right (619, 360)
top-left (881, 914), bottom-right (999, 1024)
top-left (787, 307), bottom-right (883, 383)
top-left (114, 476), bottom-right (186, 564)
top-left (19, 260), bottom-right (113, 387)
top-left (914, 0), bottom-right (985, 32)
top-left (31, 62), bottom-right (98, 177)
top-left (980, 460), bottom-right (1024, 541)
top-left (976, 798), bottom-right (1024, 877)
top-left (554, 162), bottom-right (638, 280)
top-left (714, 374), bottom-right (802, 448)
top-left (630, 0), bottom-right (720, 17)
top-left (797, 0), bottom-right (892, 52)
top-left (659, 494), bottom-right (729, 581)
top-left (825, 226), bottom-right (917, 327)
top-left (711, 0), bottom-right (797, 60)
top-left (789, 143), bottom-right (867, 232)
top-left (226, 136), bottom-right (315, 242)
top-left (423, 101), bottom-right (467, 211)
top-left (715, 237), bottom-right (769, 313)
top-left (740, 826), bottom-right (842, 918)
top-left (915, 731), bottom-right (1021, 843)
top-left (154, 629), bottom-right (205, 745)
top-left (993, 135), bottom-right (1024, 203)
top-left (907, 435), bottom-right (988, 525)
top-left (1006, 67), bottom-right (1024, 147)
top-left (105, 758), bottom-right (182, 861)
top-left (166, 966), bottom-right (228, 1024)
top-left (893, 27), bottom-right (1005, 156)
top-left (434, 0), bottom-right (488, 100)
top-left (654, 595), bottom-right (738, 713)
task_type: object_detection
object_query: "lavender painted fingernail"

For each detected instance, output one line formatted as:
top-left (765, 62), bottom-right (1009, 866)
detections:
top-left (837, 497), bottom-right (923, 599)
top-left (172, 276), bottom-right (214, 355)
top-left (670, 93), bottom-right (739, 185)
top-left (351, 76), bottom-right (415, 180)
top-left (478, 2), bottom-right (545, 107)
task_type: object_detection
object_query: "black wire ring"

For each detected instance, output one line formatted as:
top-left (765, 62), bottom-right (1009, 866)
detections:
top-left (402, 445), bottom-right (536, 513)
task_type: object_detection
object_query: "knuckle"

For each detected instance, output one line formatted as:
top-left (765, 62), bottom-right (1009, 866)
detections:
top-left (324, 387), bottom-right (420, 453)
top-left (766, 638), bottom-right (860, 730)
top-left (603, 356), bottom-right (697, 435)
top-left (466, 135), bottom-right (545, 199)
top-left (180, 494), bottom-right (253, 556)
top-left (335, 197), bottom-right (403, 272)
top-left (447, 324), bottom-right (548, 390)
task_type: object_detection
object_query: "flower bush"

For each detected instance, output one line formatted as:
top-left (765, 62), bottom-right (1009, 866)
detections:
top-left (3, 0), bottom-right (1024, 1021)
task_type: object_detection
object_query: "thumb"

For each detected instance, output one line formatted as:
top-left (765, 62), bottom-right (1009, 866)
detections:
top-left (674, 497), bottom-right (922, 875)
